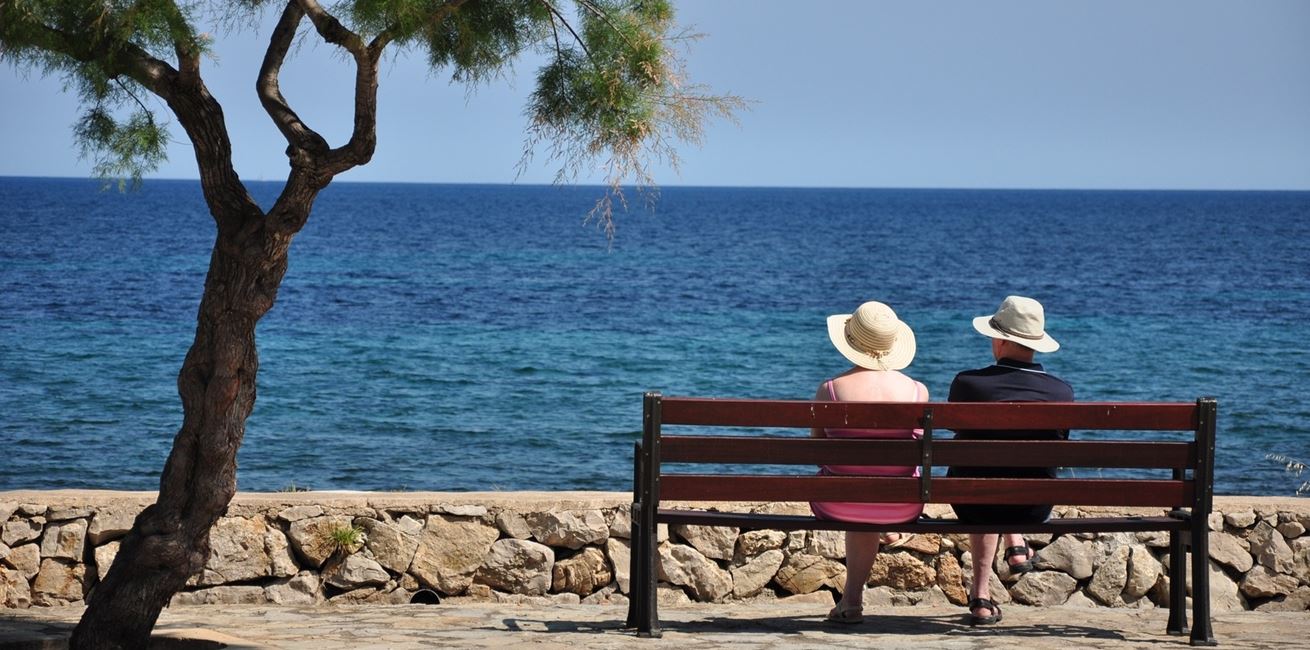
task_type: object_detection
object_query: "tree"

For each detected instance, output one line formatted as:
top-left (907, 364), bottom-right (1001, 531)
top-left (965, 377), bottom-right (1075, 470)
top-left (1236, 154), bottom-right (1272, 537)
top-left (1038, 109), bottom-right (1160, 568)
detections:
top-left (0, 1), bottom-right (737, 647)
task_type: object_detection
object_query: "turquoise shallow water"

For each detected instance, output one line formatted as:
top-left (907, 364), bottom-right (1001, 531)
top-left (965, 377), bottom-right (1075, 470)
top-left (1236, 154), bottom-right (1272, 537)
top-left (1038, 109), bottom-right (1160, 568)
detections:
top-left (1, 178), bottom-right (1307, 495)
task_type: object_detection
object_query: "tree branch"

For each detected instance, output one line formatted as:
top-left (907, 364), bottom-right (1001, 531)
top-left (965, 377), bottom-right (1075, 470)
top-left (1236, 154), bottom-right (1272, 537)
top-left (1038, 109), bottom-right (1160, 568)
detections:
top-left (257, 1), bottom-right (331, 157)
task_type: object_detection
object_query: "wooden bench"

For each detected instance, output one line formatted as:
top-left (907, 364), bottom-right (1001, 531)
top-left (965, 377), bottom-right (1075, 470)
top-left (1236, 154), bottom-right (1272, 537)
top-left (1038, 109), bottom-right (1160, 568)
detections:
top-left (625, 393), bottom-right (1219, 646)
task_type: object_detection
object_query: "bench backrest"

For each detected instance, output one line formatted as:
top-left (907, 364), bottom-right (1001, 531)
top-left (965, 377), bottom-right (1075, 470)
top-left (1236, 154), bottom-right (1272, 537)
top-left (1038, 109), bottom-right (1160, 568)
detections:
top-left (638, 394), bottom-right (1216, 512)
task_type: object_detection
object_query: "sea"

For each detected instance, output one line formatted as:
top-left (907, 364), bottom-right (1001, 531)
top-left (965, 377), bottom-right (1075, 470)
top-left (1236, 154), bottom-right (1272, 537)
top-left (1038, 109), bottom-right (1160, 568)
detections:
top-left (1, 177), bottom-right (1307, 497)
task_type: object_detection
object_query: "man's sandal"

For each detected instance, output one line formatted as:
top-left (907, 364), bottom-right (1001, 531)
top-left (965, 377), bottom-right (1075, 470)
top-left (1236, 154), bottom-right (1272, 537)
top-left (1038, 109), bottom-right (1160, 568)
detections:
top-left (826, 604), bottom-right (864, 625)
top-left (967, 597), bottom-right (1003, 626)
top-left (1004, 544), bottom-right (1034, 574)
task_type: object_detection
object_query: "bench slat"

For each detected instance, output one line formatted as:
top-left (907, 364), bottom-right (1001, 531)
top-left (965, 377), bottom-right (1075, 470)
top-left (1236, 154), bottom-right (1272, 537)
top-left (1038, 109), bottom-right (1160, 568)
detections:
top-left (660, 475), bottom-right (1192, 507)
top-left (660, 398), bottom-right (1196, 430)
top-left (655, 509), bottom-right (1189, 534)
top-left (661, 436), bottom-right (1194, 468)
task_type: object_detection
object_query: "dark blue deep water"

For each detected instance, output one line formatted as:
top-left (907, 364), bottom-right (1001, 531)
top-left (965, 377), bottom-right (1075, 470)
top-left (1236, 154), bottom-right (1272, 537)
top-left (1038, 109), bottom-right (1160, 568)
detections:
top-left (1, 177), bottom-right (1307, 496)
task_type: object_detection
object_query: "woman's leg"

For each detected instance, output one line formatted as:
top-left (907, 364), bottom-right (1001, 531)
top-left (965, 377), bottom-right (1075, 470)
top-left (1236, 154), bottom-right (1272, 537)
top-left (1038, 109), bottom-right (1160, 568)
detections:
top-left (969, 533), bottom-right (1000, 616)
top-left (838, 531), bottom-right (881, 610)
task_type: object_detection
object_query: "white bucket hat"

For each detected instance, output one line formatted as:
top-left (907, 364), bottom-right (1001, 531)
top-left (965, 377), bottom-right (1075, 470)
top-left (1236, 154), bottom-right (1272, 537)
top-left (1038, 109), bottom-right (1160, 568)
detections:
top-left (826, 301), bottom-right (916, 371)
top-left (972, 295), bottom-right (1060, 353)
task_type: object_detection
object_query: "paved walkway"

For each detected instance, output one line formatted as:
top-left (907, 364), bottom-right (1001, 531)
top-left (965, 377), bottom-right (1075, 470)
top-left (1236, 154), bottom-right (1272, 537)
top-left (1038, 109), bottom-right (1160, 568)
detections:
top-left (2, 602), bottom-right (1307, 649)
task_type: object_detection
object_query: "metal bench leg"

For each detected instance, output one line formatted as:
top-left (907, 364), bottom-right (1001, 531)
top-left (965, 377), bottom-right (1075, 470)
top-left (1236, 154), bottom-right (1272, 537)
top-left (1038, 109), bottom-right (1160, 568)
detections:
top-left (1166, 528), bottom-right (1188, 635)
top-left (1189, 523), bottom-right (1216, 646)
top-left (625, 501), bottom-right (642, 629)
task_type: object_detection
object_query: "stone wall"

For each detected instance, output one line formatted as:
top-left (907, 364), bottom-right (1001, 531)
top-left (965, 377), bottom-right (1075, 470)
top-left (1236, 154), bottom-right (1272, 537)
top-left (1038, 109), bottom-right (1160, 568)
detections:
top-left (2, 491), bottom-right (1307, 612)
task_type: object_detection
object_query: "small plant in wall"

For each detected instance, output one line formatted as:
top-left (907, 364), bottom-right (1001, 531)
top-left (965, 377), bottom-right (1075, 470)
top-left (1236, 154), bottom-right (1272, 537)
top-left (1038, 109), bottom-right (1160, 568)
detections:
top-left (327, 524), bottom-right (365, 555)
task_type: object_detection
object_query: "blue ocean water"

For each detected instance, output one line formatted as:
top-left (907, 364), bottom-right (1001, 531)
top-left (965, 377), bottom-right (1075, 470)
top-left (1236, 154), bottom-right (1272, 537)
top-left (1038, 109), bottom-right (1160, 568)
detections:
top-left (1, 177), bottom-right (1307, 496)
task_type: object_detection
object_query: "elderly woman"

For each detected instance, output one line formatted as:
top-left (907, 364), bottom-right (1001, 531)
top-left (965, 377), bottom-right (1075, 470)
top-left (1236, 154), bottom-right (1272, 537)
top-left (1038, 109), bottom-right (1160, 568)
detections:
top-left (811, 301), bottom-right (928, 624)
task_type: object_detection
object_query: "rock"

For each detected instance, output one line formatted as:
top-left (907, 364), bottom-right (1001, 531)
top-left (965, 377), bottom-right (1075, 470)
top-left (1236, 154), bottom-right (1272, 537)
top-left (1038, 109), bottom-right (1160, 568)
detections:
top-left (1123, 546), bottom-right (1162, 603)
top-left (4, 543), bottom-right (41, 580)
top-left (1254, 586), bottom-right (1310, 612)
top-left (360, 518), bottom-right (420, 574)
top-left (1, 566), bottom-right (32, 608)
top-left (526, 510), bottom-right (609, 550)
top-left (92, 541), bottom-right (119, 583)
top-left (495, 511), bottom-right (533, 540)
top-left (935, 552), bottom-right (968, 605)
top-left (0, 502), bottom-right (19, 523)
top-left (1135, 530), bottom-right (1170, 548)
top-left (657, 585), bottom-right (691, 606)
top-left (86, 508), bottom-right (138, 545)
top-left (2, 519), bottom-right (43, 547)
top-left (1278, 521), bottom-right (1306, 539)
top-left (552, 547), bottom-right (611, 596)
top-left (778, 590), bottom-right (836, 607)
top-left (1294, 537), bottom-right (1310, 579)
top-left (785, 531), bottom-right (806, 553)
top-left (773, 552), bottom-right (843, 596)
top-left (1240, 565), bottom-right (1300, 598)
top-left (46, 507), bottom-right (92, 522)
top-left (730, 549), bottom-right (784, 598)
top-left (1033, 535), bottom-right (1094, 580)
top-left (287, 515), bottom-right (356, 569)
top-left (1208, 531), bottom-right (1254, 573)
top-left (1087, 545), bottom-right (1130, 606)
top-left (276, 505), bottom-right (324, 523)
top-left (803, 530), bottom-right (845, 560)
top-left (410, 514), bottom-right (500, 594)
top-left (673, 524), bottom-right (739, 561)
top-left (736, 530), bottom-right (786, 557)
top-left (1011, 571), bottom-right (1074, 608)
top-left (474, 538), bottom-right (554, 596)
top-left (171, 585), bottom-right (267, 606)
top-left (658, 543), bottom-right (733, 602)
top-left (1186, 560), bottom-right (1245, 612)
top-left (1064, 590), bottom-right (1098, 608)
top-left (899, 534), bottom-right (942, 556)
top-left (869, 551), bottom-right (936, 591)
top-left (38, 519), bottom-right (87, 562)
top-left (1249, 521), bottom-right (1295, 574)
top-left (31, 559), bottom-right (84, 604)
top-left (607, 507), bottom-right (632, 539)
top-left (16, 505), bottom-right (45, 517)
top-left (1207, 512), bottom-right (1223, 532)
top-left (582, 586), bottom-right (626, 606)
top-left (1225, 510), bottom-right (1258, 529)
top-left (434, 504), bottom-right (488, 517)
top-left (606, 538), bottom-right (631, 593)
top-left (198, 517), bottom-right (296, 586)
top-left (324, 554), bottom-right (390, 590)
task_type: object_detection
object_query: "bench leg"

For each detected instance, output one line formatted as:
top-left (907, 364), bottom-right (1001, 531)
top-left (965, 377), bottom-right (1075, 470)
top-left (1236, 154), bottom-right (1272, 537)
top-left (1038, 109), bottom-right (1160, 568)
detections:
top-left (1166, 529), bottom-right (1188, 635)
top-left (636, 510), bottom-right (661, 638)
top-left (1189, 523), bottom-right (1217, 646)
top-left (624, 501), bottom-right (641, 630)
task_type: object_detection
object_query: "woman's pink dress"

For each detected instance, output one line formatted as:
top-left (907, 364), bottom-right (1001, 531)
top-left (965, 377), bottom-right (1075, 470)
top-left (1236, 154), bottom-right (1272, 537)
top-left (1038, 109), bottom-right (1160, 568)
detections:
top-left (809, 371), bottom-right (926, 524)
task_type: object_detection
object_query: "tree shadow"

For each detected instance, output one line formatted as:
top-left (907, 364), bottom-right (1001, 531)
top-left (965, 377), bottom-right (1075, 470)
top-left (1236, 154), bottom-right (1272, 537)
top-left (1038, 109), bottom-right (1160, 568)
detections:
top-left (0, 615), bottom-right (240, 650)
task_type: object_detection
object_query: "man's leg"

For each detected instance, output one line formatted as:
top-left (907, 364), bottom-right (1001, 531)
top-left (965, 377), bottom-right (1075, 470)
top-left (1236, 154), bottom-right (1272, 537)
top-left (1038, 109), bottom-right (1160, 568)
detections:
top-left (1002, 532), bottom-right (1031, 569)
top-left (969, 533), bottom-right (1000, 617)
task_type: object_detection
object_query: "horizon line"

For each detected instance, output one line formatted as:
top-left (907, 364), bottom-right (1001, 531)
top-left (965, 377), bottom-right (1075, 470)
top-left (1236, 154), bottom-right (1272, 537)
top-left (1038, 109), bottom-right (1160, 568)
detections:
top-left (2, 173), bottom-right (1308, 193)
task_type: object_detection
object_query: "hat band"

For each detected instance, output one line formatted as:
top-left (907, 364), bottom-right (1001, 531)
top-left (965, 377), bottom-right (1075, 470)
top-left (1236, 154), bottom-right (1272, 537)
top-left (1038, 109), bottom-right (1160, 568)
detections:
top-left (989, 317), bottom-right (1043, 341)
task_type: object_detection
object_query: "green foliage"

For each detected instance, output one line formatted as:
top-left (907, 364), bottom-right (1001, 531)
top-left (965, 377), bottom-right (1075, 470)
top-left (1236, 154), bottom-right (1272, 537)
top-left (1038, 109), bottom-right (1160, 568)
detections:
top-left (327, 523), bottom-right (365, 552)
top-left (2, 0), bottom-right (741, 218)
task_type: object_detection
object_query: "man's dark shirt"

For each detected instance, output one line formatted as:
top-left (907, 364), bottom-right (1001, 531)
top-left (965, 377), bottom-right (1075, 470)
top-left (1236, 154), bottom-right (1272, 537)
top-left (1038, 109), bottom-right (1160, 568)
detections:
top-left (947, 357), bottom-right (1074, 523)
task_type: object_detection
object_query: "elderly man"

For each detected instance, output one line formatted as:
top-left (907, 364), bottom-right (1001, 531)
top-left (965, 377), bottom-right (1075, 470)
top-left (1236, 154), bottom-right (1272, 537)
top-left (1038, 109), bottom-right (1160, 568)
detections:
top-left (948, 295), bottom-right (1074, 625)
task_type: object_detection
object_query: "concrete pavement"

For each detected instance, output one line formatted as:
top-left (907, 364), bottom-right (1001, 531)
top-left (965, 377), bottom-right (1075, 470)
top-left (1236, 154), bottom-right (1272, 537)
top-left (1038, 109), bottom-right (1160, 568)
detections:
top-left (3, 601), bottom-right (1307, 649)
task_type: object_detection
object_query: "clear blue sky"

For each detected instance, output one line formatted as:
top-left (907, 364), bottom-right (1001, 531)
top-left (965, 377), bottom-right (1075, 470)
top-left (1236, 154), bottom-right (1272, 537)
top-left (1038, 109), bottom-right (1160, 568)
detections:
top-left (2, 0), bottom-right (1307, 190)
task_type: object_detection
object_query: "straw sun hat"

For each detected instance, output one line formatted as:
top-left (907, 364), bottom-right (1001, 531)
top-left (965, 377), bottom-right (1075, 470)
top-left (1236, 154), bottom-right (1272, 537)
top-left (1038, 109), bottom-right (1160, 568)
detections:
top-left (826, 301), bottom-right (916, 371)
top-left (972, 295), bottom-right (1060, 353)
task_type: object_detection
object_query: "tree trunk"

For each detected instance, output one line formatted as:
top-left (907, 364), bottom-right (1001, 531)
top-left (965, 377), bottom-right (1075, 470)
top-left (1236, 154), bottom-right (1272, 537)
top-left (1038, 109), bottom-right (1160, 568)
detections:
top-left (70, 212), bottom-right (302, 647)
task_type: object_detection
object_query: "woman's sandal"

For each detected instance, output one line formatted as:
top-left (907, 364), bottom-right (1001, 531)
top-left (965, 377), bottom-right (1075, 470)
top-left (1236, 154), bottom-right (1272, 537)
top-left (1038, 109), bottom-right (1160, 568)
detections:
top-left (967, 597), bottom-right (1003, 626)
top-left (1004, 544), bottom-right (1034, 574)
top-left (880, 533), bottom-right (915, 550)
top-left (825, 604), bottom-right (864, 625)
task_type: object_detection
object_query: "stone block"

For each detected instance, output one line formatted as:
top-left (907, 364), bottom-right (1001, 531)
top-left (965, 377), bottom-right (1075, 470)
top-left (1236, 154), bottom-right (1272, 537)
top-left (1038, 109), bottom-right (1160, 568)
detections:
top-left (2, 519), bottom-right (43, 547)
top-left (526, 510), bottom-right (608, 550)
top-left (868, 550), bottom-right (936, 591)
top-left (658, 543), bottom-right (733, 601)
top-left (3, 543), bottom-right (41, 580)
top-left (474, 538), bottom-right (554, 596)
top-left (736, 530), bottom-right (786, 558)
top-left (773, 552), bottom-right (842, 596)
top-left (606, 538), bottom-right (631, 593)
top-left (324, 554), bottom-right (390, 590)
top-left (287, 515), bottom-right (356, 569)
top-left (1, 566), bottom-right (32, 608)
top-left (1034, 535), bottom-right (1094, 580)
top-left (1208, 530), bottom-right (1254, 573)
top-left (730, 549), bottom-right (783, 599)
top-left (552, 547), bottom-right (611, 596)
top-left (935, 552), bottom-right (968, 605)
top-left (360, 518), bottom-right (420, 574)
top-left (92, 541), bottom-right (119, 583)
top-left (410, 514), bottom-right (500, 594)
top-left (31, 559), bottom-right (84, 604)
top-left (1087, 545), bottom-right (1130, 606)
top-left (38, 519), bottom-right (87, 562)
top-left (86, 508), bottom-right (138, 545)
top-left (673, 524), bottom-right (739, 561)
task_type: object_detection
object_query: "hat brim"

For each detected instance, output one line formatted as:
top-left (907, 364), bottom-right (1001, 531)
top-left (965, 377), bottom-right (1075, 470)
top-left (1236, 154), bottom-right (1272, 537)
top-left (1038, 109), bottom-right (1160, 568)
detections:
top-left (827, 314), bottom-right (916, 371)
top-left (972, 315), bottom-right (1060, 353)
